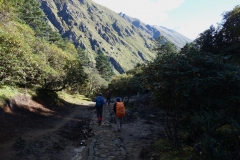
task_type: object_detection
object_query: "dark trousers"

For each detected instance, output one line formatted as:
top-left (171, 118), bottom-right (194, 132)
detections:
top-left (96, 108), bottom-right (103, 121)
top-left (106, 98), bottom-right (110, 106)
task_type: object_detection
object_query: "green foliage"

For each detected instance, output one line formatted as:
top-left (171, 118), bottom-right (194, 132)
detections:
top-left (14, 0), bottom-right (51, 38)
top-left (5, 0), bottom-right (68, 49)
top-left (0, 22), bottom-right (45, 86)
top-left (142, 139), bottom-right (194, 160)
top-left (0, 17), bottom-right (87, 92)
top-left (79, 68), bottom-right (108, 97)
top-left (42, 58), bottom-right (88, 92)
top-left (58, 91), bottom-right (90, 104)
top-left (77, 47), bottom-right (90, 66)
top-left (109, 64), bottom-right (145, 98)
top-left (153, 36), bottom-right (178, 56)
top-left (0, 0), bottom-right (15, 23)
top-left (180, 42), bottom-right (198, 53)
top-left (95, 50), bottom-right (115, 81)
top-left (195, 25), bottom-right (216, 53)
top-left (143, 36), bottom-right (240, 158)
top-left (0, 85), bottom-right (24, 104)
top-left (143, 51), bottom-right (240, 111)
top-left (191, 109), bottom-right (240, 159)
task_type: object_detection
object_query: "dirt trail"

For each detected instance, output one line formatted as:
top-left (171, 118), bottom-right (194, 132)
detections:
top-left (20, 102), bottom-right (95, 141)
top-left (0, 96), bottom-right (163, 160)
top-left (0, 101), bottom-right (95, 160)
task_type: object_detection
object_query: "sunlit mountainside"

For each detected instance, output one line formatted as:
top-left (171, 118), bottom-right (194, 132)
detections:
top-left (40, 0), bottom-right (192, 73)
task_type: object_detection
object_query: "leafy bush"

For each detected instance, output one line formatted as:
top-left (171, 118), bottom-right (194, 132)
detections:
top-left (142, 39), bottom-right (240, 158)
top-left (0, 19), bottom-right (87, 91)
top-left (109, 64), bottom-right (145, 98)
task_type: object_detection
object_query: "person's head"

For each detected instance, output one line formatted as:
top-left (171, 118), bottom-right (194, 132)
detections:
top-left (99, 93), bottom-right (102, 96)
top-left (116, 97), bottom-right (121, 102)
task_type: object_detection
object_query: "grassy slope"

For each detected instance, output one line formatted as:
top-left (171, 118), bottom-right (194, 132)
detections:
top-left (44, 0), bottom-right (155, 72)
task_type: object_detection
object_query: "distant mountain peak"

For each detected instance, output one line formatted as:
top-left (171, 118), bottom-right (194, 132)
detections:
top-left (119, 13), bottom-right (192, 48)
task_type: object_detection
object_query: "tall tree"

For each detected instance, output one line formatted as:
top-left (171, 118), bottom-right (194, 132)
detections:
top-left (95, 50), bottom-right (114, 81)
top-left (220, 5), bottom-right (240, 55)
top-left (195, 25), bottom-right (216, 53)
top-left (152, 36), bottom-right (177, 56)
top-left (195, 5), bottom-right (240, 56)
top-left (77, 47), bottom-right (90, 66)
top-left (221, 5), bottom-right (240, 44)
top-left (15, 0), bottom-right (52, 38)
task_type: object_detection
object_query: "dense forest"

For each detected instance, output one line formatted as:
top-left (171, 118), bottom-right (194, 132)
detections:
top-left (1, 0), bottom-right (240, 159)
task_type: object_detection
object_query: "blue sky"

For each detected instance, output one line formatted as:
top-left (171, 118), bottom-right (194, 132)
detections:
top-left (92, 0), bottom-right (239, 40)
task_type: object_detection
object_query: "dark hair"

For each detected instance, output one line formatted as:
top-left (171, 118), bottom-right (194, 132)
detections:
top-left (99, 93), bottom-right (102, 96)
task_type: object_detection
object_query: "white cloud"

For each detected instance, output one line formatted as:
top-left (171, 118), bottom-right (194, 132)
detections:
top-left (93, 0), bottom-right (185, 24)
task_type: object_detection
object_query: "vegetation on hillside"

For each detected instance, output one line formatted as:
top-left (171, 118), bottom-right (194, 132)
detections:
top-left (0, 0), bottom-right (86, 93)
top-left (0, 0), bottom-right (113, 98)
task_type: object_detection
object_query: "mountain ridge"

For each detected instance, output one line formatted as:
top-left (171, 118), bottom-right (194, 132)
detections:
top-left (119, 12), bottom-right (192, 48)
top-left (40, 0), bottom-right (192, 73)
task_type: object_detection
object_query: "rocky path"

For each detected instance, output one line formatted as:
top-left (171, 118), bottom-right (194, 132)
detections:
top-left (86, 100), bottom-right (163, 160)
top-left (87, 105), bottom-right (127, 160)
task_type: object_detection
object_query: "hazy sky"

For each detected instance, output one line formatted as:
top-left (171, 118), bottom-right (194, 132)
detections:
top-left (92, 0), bottom-right (239, 40)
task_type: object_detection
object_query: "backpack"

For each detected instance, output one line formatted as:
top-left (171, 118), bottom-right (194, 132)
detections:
top-left (95, 96), bottom-right (103, 108)
top-left (116, 102), bottom-right (125, 118)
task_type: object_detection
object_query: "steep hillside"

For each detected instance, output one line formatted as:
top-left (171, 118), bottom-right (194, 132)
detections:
top-left (119, 12), bottom-right (192, 48)
top-left (40, 0), bottom-right (191, 73)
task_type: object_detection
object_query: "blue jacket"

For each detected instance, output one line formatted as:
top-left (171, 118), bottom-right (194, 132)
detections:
top-left (95, 96), bottom-right (105, 108)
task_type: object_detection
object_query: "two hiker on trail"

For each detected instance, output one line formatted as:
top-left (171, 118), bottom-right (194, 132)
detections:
top-left (113, 97), bottom-right (126, 131)
top-left (106, 89), bottom-right (111, 106)
top-left (95, 93), bottom-right (105, 126)
top-left (95, 93), bottom-right (126, 131)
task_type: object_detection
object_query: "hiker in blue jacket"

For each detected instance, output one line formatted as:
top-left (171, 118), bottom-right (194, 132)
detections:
top-left (95, 93), bottom-right (105, 126)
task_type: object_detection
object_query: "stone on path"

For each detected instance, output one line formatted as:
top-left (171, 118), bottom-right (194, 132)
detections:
top-left (87, 106), bottom-right (127, 160)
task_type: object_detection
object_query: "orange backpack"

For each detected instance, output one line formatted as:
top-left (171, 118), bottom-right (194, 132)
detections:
top-left (116, 102), bottom-right (125, 118)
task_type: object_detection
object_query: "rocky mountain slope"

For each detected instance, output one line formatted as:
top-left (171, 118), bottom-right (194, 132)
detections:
top-left (119, 12), bottom-right (192, 49)
top-left (40, 0), bottom-right (192, 73)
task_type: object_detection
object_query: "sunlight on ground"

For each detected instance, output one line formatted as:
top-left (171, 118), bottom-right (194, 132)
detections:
top-left (0, 86), bottom-right (53, 116)
top-left (0, 86), bottom-right (21, 104)
top-left (0, 86), bottom-right (35, 105)
top-left (58, 92), bottom-right (92, 104)
top-left (16, 98), bottom-right (55, 116)
top-left (0, 87), bottom-right (94, 115)
top-left (0, 94), bottom-right (54, 116)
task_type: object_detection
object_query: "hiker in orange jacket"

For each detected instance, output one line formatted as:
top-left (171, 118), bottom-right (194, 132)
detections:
top-left (113, 97), bottom-right (125, 131)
